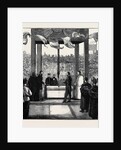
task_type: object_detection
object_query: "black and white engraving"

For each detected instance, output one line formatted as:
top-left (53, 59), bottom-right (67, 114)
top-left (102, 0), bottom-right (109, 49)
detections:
top-left (23, 23), bottom-right (98, 120)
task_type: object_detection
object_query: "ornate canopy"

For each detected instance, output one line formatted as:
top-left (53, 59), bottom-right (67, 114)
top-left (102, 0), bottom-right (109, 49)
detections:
top-left (31, 28), bottom-right (89, 44)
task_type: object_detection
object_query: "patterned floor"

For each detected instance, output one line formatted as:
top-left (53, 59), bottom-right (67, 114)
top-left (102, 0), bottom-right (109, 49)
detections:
top-left (28, 99), bottom-right (92, 119)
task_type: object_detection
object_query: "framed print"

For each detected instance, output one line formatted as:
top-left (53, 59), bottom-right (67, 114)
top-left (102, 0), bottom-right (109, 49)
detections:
top-left (22, 22), bottom-right (98, 126)
top-left (7, 7), bottom-right (113, 143)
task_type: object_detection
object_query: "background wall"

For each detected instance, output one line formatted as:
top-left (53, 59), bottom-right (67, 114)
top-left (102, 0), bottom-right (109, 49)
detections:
top-left (23, 50), bottom-right (98, 85)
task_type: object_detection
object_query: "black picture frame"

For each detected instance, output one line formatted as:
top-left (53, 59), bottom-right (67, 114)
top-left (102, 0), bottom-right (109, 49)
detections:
top-left (1, 0), bottom-right (118, 146)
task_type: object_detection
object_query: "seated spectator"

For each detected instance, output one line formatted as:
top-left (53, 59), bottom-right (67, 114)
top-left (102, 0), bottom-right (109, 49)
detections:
top-left (51, 74), bottom-right (58, 86)
top-left (45, 73), bottom-right (52, 86)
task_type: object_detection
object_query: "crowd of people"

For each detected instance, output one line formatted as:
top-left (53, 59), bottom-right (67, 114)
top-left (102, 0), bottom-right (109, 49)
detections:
top-left (23, 70), bottom-right (98, 119)
top-left (80, 76), bottom-right (98, 119)
top-left (27, 71), bottom-right (58, 101)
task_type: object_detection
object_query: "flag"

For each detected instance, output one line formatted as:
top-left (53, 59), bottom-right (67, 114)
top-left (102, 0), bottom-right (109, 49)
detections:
top-left (89, 32), bottom-right (98, 42)
top-left (72, 32), bottom-right (85, 38)
top-left (49, 42), bottom-right (64, 49)
top-left (61, 37), bottom-right (75, 48)
top-left (43, 29), bottom-right (53, 38)
top-left (35, 35), bottom-right (48, 47)
top-left (23, 32), bottom-right (31, 45)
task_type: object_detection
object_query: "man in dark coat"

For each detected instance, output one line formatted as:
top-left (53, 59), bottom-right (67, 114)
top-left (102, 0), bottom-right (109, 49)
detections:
top-left (28, 72), bottom-right (38, 101)
top-left (51, 74), bottom-right (58, 86)
top-left (89, 77), bottom-right (98, 119)
top-left (44, 73), bottom-right (52, 98)
top-left (80, 77), bottom-right (91, 112)
top-left (63, 72), bottom-right (72, 103)
top-left (37, 71), bottom-right (44, 101)
top-left (45, 73), bottom-right (52, 86)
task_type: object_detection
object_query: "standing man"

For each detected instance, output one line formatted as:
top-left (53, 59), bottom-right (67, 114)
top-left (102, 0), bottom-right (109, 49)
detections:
top-left (80, 77), bottom-right (91, 112)
top-left (74, 71), bottom-right (84, 99)
top-left (45, 73), bottom-right (52, 98)
top-left (63, 72), bottom-right (72, 103)
top-left (89, 77), bottom-right (98, 119)
top-left (37, 70), bottom-right (44, 101)
top-left (28, 72), bottom-right (37, 101)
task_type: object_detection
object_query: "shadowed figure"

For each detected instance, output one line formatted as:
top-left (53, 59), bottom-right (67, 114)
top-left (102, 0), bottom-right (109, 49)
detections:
top-left (51, 74), bottom-right (58, 86)
top-left (23, 78), bottom-right (32, 119)
top-left (89, 77), bottom-right (98, 119)
top-left (44, 73), bottom-right (52, 99)
top-left (37, 71), bottom-right (44, 101)
top-left (45, 73), bottom-right (52, 86)
top-left (80, 77), bottom-right (91, 112)
top-left (63, 72), bottom-right (72, 103)
top-left (28, 72), bottom-right (38, 101)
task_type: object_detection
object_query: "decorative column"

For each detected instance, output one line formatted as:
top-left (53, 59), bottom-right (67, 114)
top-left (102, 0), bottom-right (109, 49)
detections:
top-left (37, 44), bottom-right (42, 74)
top-left (73, 44), bottom-right (79, 99)
top-left (31, 33), bottom-right (36, 74)
top-left (74, 44), bottom-right (79, 81)
top-left (57, 48), bottom-right (60, 80)
top-left (84, 29), bottom-right (89, 78)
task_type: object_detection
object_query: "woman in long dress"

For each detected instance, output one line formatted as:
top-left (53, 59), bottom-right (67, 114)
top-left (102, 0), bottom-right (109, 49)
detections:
top-left (74, 71), bottom-right (84, 99)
